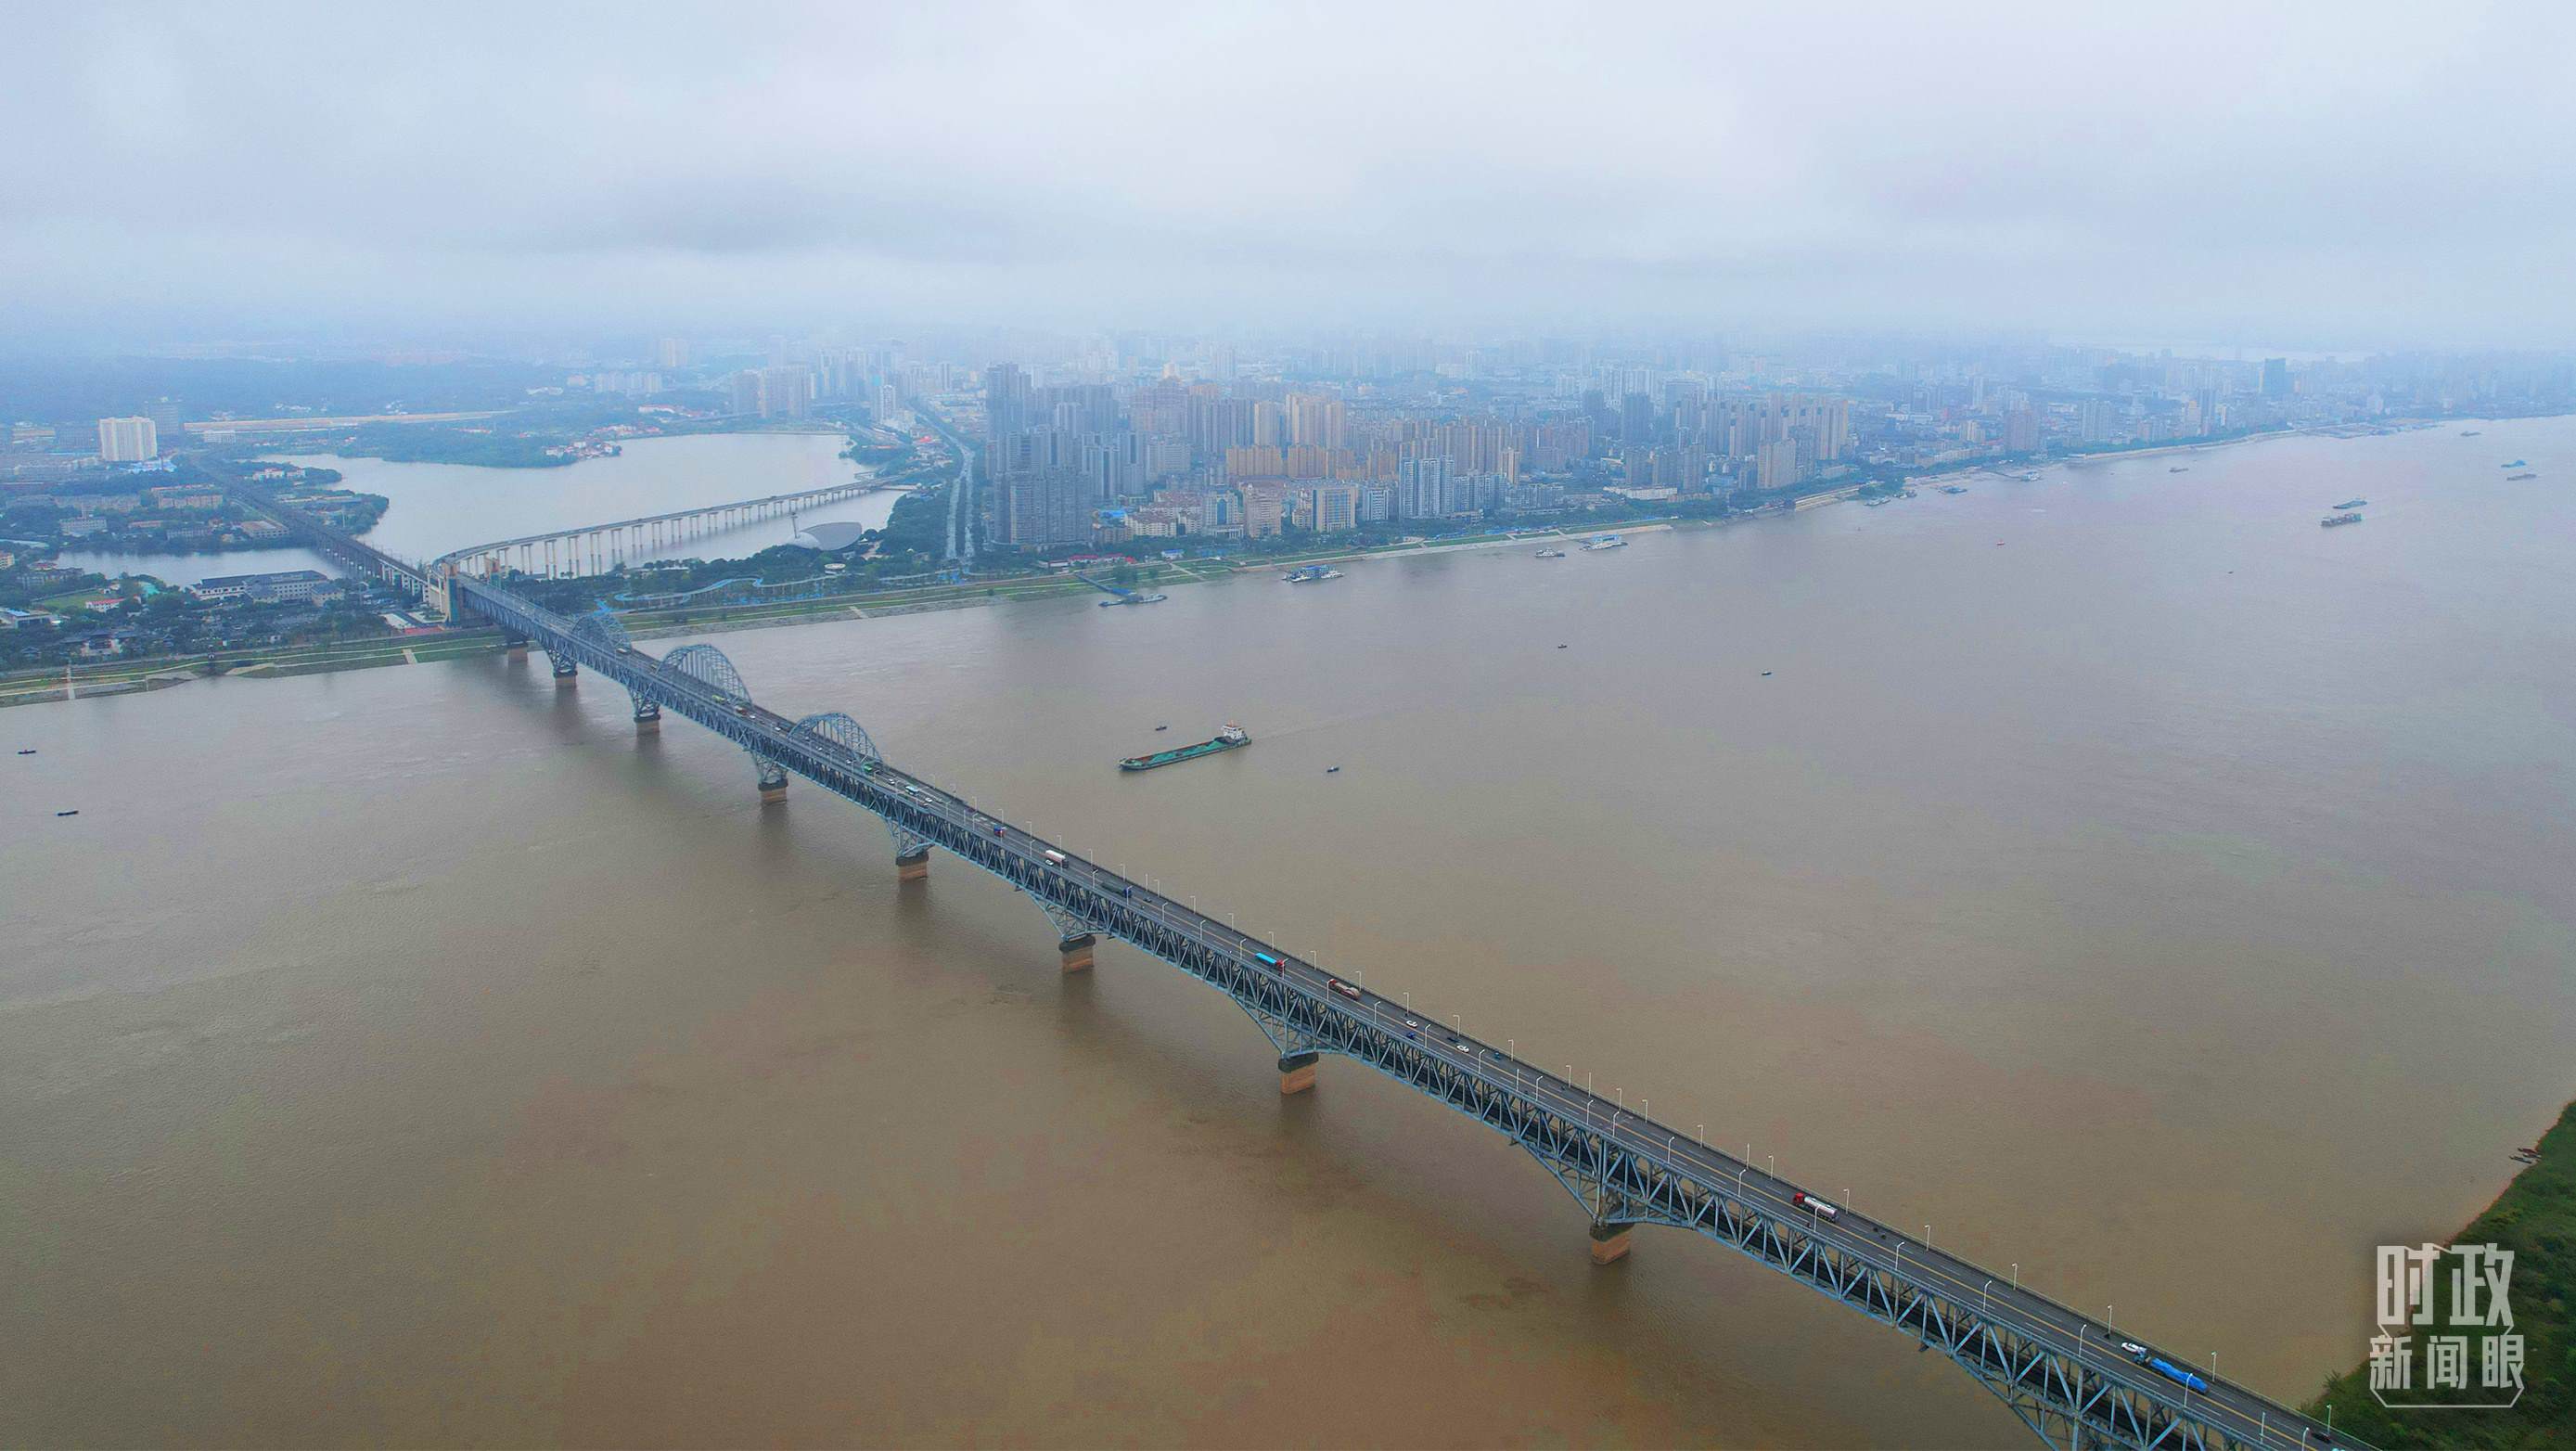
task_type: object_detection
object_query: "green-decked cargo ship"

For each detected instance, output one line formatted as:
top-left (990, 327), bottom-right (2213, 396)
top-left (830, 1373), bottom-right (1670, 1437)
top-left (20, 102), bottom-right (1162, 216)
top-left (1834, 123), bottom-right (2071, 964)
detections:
top-left (1121, 724), bottom-right (1250, 771)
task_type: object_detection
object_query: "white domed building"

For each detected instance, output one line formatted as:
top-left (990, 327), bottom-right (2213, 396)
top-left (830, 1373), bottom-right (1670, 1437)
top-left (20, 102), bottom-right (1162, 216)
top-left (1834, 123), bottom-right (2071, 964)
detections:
top-left (788, 520), bottom-right (873, 554)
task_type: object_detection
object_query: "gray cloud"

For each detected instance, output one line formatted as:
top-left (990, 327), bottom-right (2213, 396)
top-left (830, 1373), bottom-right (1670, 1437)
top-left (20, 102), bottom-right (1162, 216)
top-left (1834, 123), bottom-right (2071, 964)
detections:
top-left (5, 1), bottom-right (2572, 348)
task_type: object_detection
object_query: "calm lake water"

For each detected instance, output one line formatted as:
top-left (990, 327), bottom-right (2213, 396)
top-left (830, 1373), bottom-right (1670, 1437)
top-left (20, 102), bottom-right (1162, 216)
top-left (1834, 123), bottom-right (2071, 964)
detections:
top-left (6, 418), bottom-right (2571, 1446)
top-left (57, 430), bottom-right (898, 585)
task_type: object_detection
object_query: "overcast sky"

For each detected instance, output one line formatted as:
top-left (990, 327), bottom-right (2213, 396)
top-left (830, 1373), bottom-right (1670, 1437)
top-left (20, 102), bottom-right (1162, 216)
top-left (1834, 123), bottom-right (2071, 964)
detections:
top-left (6, 2), bottom-right (2572, 350)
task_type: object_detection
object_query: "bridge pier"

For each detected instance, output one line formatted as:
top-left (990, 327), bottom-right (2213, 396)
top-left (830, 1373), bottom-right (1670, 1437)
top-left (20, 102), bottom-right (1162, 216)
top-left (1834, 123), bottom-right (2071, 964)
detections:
top-left (895, 845), bottom-right (931, 881)
top-left (1588, 1221), bottom-right (1634, 1265)
top-left (551, 659), bottom-right (578, 687)
top-left (756, 761), bottom-right (789, 804)
top-left (1277, 1049), bottom-right (1319, 1095)
top-left (1057, 932), bottom-right (1097, 973)
top-left (633, 701), bottom-right (660, 736)
top-left (504, 634), bottom-right (529, 661)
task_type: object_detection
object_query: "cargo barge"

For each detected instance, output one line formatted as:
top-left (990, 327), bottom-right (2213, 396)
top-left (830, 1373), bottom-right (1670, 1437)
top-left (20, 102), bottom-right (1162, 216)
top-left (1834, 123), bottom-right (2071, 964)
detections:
top-left (1120, 724), bottom-right (1250, 771)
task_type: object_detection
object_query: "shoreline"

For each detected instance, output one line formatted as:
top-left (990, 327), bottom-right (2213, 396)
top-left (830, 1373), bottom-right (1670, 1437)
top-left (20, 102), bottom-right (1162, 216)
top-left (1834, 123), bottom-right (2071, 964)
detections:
top-left (10, 410), bottom-right (2559, 703)
top-left (2303, 1098), bottom-right (2573, 1445)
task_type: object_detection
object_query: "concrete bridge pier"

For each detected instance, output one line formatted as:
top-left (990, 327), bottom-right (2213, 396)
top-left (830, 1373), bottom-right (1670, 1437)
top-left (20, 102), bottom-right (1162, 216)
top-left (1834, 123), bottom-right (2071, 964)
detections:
top-left (1588, 1221), bottom-right (1634, 1265)
top-left (1057, 932), bottom-right (1097, 973)
top-left (1277, 1050), bottom-right (1320, 1095)
top-left (895, 845), bottom-right (932, 881)
top-left (504, 634), bottom-right (529, 661)
top-left (756, 761), bottom-right (789, 804)
top-left (633, 701), bottom-right (660, 736)
top-left (551, 659), bottom-right (578, 687)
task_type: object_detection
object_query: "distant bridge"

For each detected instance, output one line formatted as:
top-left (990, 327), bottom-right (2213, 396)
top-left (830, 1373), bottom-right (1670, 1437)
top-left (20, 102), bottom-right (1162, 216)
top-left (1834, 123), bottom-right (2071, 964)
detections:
top-left (422, 476), bottom-right (891, 614)
top-left (215, 465), bottom-right (429, 597)
top-left (318, 487), bottom-right (2358, 1451)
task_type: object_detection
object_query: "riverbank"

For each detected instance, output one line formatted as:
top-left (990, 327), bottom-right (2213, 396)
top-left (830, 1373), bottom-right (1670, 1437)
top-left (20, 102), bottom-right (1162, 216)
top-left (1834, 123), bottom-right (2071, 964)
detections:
top-left (0, 631), bottom-right (504, 708)
top-left (11, 410), bottom-right (2546, 699)
top-left (1914, 411), bottom-right (2552, 488)
top-left (599, 519), bottom-right (1688, 640)
top-left (4, 517), bottom-right (1680, 702)
top-left (2304, 1099), bottom-right (2573, 1446)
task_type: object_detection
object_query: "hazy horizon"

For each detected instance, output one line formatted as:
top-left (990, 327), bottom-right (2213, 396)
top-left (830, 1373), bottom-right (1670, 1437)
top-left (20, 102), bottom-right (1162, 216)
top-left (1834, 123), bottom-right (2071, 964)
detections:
top-left (7, 2), bottom-right (2573, 351)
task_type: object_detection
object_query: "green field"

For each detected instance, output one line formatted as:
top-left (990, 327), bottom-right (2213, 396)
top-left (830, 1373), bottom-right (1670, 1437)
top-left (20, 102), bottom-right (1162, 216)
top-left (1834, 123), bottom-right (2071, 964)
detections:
top-left (0, 631), bottom-right (504, 705)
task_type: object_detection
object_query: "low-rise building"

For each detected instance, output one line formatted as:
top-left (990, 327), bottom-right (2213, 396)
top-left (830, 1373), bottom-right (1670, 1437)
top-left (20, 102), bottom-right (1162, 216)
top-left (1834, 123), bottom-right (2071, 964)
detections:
top-left (192, 568), bottom-right (342, 604)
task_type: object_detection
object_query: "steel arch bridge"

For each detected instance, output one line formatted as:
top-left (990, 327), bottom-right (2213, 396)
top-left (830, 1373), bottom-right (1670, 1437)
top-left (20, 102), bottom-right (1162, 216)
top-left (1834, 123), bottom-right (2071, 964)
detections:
top-left (448, 570), bottom-right (2363, 1451)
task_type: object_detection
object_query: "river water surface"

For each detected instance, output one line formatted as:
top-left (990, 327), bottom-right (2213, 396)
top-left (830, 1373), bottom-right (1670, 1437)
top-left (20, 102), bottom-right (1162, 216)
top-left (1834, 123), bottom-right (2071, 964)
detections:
top-left (6, 418), bottom-right (2573, 1446)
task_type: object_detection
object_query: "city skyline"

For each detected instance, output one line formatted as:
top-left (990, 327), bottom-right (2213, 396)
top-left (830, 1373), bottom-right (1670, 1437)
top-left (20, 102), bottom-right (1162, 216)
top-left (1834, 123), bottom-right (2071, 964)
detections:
top-left (7, 3), bottom-right (2574, 350)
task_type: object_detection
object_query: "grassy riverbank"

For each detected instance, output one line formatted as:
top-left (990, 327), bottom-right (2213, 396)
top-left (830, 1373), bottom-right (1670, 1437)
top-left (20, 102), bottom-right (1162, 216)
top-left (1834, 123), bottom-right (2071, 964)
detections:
top-left (0, 631), bottom-right (503, 707)
top-left (2304, 1099), bottom-right (2574, 1446)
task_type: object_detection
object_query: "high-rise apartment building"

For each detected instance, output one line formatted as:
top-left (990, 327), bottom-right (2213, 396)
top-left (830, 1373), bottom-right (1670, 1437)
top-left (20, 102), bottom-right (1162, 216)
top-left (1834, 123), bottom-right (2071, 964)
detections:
top-left (1288, 394), bottom-right (1347, 450)
top-left (97, 417), bottom-right (158, 461)
top-left (1620, 392), bottom-right (1658, 446)
top-left (998, 469), bottom-right (1091, 547)
top-left (984, 363), bottom-right (1033, 446)
top-left (1240, 482), bottom-right (1286, 539)
top-left (1756, 436), bottom-right (1801, 491)
top-left (2079, 398), bottom-right (2121, 443)
top-left (760, 366), bottom-right (812, 418)
top-left (1310, 483), bottom-right (1361, 533)
top-left (1396, 456), bottom-right (1453, 519)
